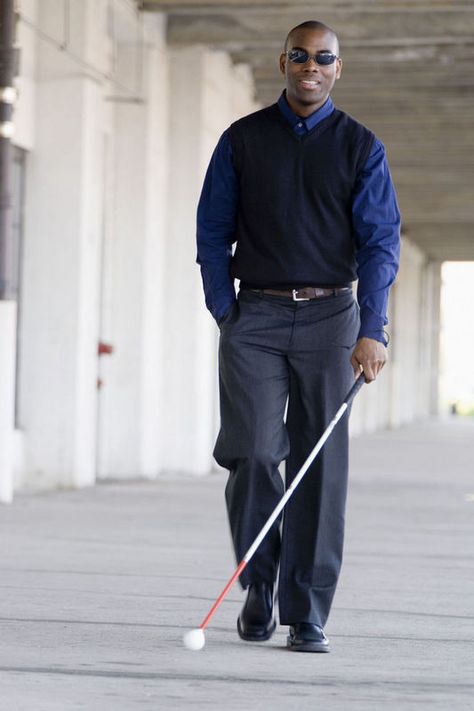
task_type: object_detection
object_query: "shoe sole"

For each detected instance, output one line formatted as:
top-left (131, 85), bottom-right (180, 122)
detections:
top-left (287, 637), bottom-right (330, 653)
top-left (237, 617), bottom-right (277, 642)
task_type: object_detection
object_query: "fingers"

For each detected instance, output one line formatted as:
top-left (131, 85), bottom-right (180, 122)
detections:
top-left (350, 338), bottom-right (387, 384)
top-left (362, 360), bottom-right (384, 383)
top-left (350, 361), bottom-right (375, 383)
top-left (350, 355), bottom-right (363, 380)
top-left (359, 359), bottom-right (385, 383)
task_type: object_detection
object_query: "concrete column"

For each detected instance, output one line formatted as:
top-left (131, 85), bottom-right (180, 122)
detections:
top-left (351, 237), bottom-right (434, 435)
top-left (18, 1), bottom-right (105, 489)
top-left (0, 301), bottom-right (16, 503)
top-left (388, 238), bottom-right (426, 427)
top-left (424, 261), bottom-right (442, 417)
top-left (163, 47), bottom-right (258, 474)
top-left (97, 15), bottom-right (168, 479)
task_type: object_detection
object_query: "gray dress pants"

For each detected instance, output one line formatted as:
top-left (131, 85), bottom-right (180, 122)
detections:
top-left (214, 288), bottom-right (360, 628)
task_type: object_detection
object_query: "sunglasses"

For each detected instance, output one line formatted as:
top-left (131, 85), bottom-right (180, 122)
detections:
top-left (286, 49), bottom-right (339, 66)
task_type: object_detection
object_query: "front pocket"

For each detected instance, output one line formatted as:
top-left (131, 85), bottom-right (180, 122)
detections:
top-left (218, 301), bottom-right (238, 328)
top-left (328, 301), bottom-right (361, 348)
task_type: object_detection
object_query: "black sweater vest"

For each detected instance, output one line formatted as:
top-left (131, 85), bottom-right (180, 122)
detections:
top-left (229, 104), bottom-right (374, 288)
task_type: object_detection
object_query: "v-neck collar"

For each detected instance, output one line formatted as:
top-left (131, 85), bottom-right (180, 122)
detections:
top-left (277, 91), bottom-right (335, 133)
top-left (270, 100), bottom-right (338, 143)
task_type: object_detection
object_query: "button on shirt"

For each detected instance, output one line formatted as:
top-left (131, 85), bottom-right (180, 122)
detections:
top-left (196, 93), bottom-right (401, 344)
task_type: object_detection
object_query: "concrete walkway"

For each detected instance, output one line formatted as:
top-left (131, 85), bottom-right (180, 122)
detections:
top-left (1, 419), bottom-right (473, 710)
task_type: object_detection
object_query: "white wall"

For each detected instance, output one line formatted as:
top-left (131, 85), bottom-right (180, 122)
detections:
top-left (350, 238), bottom-right (441, 436)
top-left (11, 2), bottom-right (262, 492)
top-left (14, 1), bottom-right (169, 490)
top-left (96, 14), bottom-right (169, 480)
top-left (0, 303), bottom-right (17, 502)
top-left (17, 0), bottom-right (106, 490)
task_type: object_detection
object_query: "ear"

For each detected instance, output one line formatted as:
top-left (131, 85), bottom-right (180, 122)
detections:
top-left (335, 57), bottom-right (343, 80)
top-left (279, 53), bottom-right (286, 76)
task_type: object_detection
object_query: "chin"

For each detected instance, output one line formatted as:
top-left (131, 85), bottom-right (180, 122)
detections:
top-left (294, 88), bottom-right (323, 100)
top-left (298, 93), bottom-right (323, 105)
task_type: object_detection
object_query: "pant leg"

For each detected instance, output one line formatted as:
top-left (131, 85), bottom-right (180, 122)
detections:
top-left (213, 291), bottom-right (292, 588)
top-left (278, 293), bottom-right (360, 627)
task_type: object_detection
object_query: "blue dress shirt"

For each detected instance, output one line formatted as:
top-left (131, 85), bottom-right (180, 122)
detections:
top-left (197, 93), bottom-right (400, 344)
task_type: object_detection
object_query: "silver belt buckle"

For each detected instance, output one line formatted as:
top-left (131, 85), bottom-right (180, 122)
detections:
top-left (292, 289), bottom-right (310, 302)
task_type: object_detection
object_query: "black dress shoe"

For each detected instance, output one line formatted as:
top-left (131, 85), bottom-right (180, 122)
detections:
top-left (287, 623), bottom-right (330, 652)
top-left (237, 582), bottom-right (276, 642)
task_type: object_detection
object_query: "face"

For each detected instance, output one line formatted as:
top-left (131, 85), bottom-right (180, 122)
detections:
top-left (279, 28), bottom-right (342, 117)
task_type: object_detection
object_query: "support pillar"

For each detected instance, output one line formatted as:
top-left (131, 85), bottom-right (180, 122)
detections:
top-left (162, 47), bottom-right (258, 474)
top-left (425, 260), bottom-right (442, 417)
top-left (18, 1), bottom-right (104, 489)
top-left (0, 0), bottom-right (18, 502)
top-left (0, 301), bottom-right (16, 502)
top-left (97, 16), bottom-right (168, 479)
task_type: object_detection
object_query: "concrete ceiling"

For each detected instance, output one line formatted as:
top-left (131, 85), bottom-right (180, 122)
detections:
top-left (140, 1), bottom-right (474, 262)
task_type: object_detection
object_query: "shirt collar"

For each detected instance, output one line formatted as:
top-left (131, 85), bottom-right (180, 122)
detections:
top-left (277, 91), bottom-right (334, 131)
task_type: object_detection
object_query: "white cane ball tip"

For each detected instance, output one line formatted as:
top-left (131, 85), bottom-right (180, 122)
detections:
top-left (183, 628), bottom-right (205, 651)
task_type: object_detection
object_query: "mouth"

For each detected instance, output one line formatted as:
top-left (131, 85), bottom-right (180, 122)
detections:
top-left (298, 79), bottom-right (321, 90)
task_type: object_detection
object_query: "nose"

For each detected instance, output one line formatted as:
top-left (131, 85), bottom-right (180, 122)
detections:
top-left (303, 57), bottom-right (319, 70)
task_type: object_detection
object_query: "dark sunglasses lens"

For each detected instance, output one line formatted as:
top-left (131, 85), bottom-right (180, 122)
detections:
top-left (288, 50), bottom-right (337, 65)
top-left (288, 49), bottom-right (309, 64)
top-left (316, 53), bottom-right (336, 65)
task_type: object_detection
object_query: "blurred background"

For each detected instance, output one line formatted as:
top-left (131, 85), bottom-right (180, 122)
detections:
top-left (440, 262), bottom-right (474, 415)
top-left (0, 0), bottom-right (473, 503)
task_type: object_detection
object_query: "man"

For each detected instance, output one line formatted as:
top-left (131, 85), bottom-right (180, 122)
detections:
top-left (196, 20), bottom-right (400, 652)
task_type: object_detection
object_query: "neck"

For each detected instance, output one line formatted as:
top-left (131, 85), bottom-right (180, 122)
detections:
top-left (285, 94), bottom-right (328, 118)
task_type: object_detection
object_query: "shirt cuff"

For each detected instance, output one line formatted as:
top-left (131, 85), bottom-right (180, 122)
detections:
top-left (214, 298), bottom-right (236, 324)
top-left (358, 306), bottom-right (388, 346)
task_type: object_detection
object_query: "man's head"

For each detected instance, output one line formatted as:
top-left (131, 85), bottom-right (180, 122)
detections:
top-left (280, 21), bottom-right (342, 117)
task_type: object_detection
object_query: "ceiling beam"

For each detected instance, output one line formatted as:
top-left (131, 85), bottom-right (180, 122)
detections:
top-left (142, 1), bottom-right (474, 12)
top-left (166, 10), bottom-right (474, 48)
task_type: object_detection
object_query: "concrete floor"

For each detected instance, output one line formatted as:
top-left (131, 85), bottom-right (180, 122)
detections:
top-left (1, 418), bottom-right (473, 710)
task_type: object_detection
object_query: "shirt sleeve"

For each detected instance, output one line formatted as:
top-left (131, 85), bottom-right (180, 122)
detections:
top-left (352, 138), bottom-right (401, 345)
top-left (196, 129), bottom-right (238, 323)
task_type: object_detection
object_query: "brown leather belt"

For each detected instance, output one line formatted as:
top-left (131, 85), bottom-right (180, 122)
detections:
top-left (249, 286), bottom-right (352, 301)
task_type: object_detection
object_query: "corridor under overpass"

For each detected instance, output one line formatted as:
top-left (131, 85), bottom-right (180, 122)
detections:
top-left (0, 0), bottom-right (473, 500)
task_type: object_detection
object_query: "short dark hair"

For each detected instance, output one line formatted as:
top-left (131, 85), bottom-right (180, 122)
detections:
top-left (284, 21), bottom-right (339, 53)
